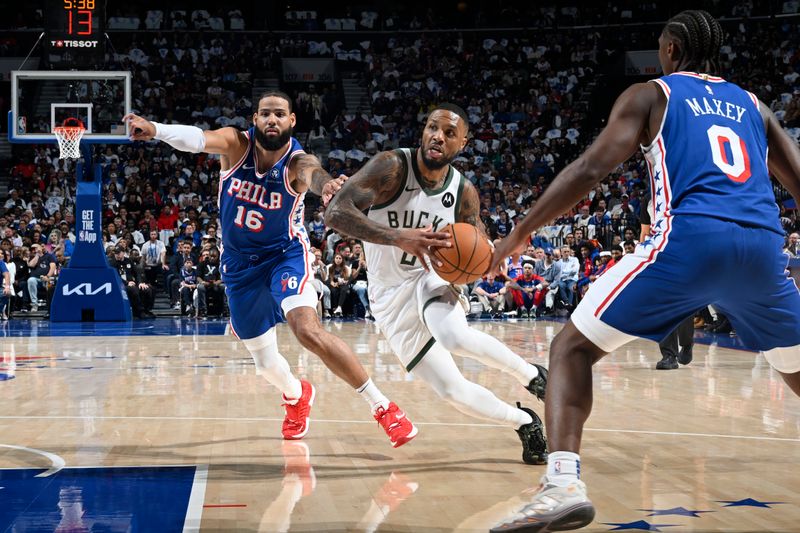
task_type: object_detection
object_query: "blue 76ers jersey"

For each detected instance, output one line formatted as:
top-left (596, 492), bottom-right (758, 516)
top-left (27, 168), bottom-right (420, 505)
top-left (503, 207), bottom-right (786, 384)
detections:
top-left (218, 131), bottom-right (309, 254)
top-left (643, 72), bottom-right (782, 236)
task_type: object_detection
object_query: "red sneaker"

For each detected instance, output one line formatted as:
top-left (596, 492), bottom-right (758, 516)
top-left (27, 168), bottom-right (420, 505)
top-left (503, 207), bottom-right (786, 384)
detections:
top-left (281, 441), bottom-right (316, 496)
top-left (374, 402), bottom-right (418, 448)
top-left (282, 380), bottom-right (315, 440)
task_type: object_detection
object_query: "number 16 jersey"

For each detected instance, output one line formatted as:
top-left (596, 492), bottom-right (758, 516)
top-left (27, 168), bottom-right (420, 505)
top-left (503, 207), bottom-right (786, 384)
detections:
top-left (644, 72), bottom-right (781, 236)
top-left (218, 130), bottom-right (309, 255)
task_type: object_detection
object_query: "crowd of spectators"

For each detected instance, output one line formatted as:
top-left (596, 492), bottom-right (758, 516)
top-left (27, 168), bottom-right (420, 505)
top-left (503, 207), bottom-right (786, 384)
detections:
top-left (1, 7), bottom-right (799, 321)
top-left (7, 2), bottom-right (794, 33)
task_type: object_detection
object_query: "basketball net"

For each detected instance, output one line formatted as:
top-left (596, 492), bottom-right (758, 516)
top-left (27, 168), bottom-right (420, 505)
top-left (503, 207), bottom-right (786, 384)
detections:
top-left (53, 118), bottom-right (86, 160)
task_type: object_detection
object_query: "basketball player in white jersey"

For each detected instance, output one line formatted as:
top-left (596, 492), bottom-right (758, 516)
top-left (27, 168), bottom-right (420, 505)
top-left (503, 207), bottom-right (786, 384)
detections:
top-left (326, 103), bottom-right (548, 464)
top-left (122, 91), bottom-right (417, 448)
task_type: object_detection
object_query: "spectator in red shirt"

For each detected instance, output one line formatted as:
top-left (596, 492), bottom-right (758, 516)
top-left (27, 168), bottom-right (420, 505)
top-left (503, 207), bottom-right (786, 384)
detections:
top-left (507, 261), bottom-right (547, 319)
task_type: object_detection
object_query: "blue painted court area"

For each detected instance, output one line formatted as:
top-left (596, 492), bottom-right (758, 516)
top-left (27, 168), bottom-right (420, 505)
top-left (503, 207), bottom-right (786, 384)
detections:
top-left (0, 318), bottom-right (230, 337)
top-left (0, 465), bottom-right (200, 532)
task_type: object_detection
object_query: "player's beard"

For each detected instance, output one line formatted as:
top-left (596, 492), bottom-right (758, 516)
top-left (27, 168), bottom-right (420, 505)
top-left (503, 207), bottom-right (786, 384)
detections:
top-left (255, 126), bottom-right (293, 151)
top-left (420, 147), bottom-right (454, 170)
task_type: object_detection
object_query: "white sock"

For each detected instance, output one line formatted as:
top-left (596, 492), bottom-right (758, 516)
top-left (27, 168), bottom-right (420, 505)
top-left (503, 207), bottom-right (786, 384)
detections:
top-left (515, 410), bottom-right (535, 430)
top-left (357, 378), bottom-right (389, 413)
top-left (243, 330), bottom-right (302, 402)
top-left (424, 299), bottom-right (538, 387)
top-left (546, 451), bottom-right (581, 486)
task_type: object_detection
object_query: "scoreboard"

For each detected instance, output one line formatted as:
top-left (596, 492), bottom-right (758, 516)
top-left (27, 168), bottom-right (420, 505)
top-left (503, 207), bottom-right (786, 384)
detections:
top-left (45, 0), bottom-right (106, 68)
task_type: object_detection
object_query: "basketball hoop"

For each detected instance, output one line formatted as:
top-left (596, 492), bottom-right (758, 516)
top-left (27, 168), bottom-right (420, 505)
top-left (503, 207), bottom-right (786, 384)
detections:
top-left (53, 118), bottom-right (86, 159)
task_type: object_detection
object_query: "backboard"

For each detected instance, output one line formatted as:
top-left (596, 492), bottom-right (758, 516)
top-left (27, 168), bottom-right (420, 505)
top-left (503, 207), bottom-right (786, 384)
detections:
top-left (9, 70), bottom-right (131, 144)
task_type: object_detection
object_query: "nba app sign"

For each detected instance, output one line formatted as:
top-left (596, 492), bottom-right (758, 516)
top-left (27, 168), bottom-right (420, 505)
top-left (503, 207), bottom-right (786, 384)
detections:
top-left (79, 209), bottom-right (98, 243)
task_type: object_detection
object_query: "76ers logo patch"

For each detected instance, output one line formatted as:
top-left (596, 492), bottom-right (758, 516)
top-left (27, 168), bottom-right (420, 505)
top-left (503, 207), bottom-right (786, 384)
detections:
top-left (269, 168), bottom-right (281, 182)
top-left (280, 273), bottom-right (299, 292)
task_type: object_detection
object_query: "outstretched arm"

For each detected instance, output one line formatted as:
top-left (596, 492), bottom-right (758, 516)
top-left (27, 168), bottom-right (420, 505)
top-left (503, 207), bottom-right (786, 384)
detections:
top-left (489, 82), bottom-right (655, 271)
top-left (762, 101), bottom-right (800, 206)
top-left (326, 150), bottom-right (452, 268)
top-left (123, 113), bottom-right (247, 160)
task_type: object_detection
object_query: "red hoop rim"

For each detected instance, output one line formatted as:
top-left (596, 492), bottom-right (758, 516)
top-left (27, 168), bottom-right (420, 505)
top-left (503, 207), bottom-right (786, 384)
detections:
top-left (55, 117), bottom-right (86, 131)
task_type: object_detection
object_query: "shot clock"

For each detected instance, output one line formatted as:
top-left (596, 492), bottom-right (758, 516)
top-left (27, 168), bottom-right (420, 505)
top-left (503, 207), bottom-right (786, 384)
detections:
top-left (45, 0), bottom-right (106, 68)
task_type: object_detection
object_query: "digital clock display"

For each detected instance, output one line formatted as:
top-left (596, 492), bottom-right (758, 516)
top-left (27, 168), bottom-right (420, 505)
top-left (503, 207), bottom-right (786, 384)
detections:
top-left (45, 0), bottom-right (106, 67)
top-left (62, 0), bottom-right (97, 36)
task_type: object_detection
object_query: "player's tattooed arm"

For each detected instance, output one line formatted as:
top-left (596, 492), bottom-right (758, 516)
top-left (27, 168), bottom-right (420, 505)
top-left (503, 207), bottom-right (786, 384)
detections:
top-left (457, 182), bottom-right (488, 237)
top-left (326, 150), bottom-right (452, 268)
top-left (325, 151), bottom-right (406, 245)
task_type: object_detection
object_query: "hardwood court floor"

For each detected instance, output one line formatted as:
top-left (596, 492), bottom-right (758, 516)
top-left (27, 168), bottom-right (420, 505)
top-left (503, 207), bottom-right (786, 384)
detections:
top-left (0, 318), bottom-right (797, 532)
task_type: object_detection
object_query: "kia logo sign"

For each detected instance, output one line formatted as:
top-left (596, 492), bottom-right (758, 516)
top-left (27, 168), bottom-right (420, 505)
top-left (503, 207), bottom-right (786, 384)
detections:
top-left (62, 283), bottom-right (112, 296)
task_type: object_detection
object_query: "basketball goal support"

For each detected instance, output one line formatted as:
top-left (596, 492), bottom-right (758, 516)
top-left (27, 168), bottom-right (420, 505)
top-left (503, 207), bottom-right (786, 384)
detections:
top-left (9, 70), bottom-right (133, 322)
top-left (49, 143), bottom-right (132, 322)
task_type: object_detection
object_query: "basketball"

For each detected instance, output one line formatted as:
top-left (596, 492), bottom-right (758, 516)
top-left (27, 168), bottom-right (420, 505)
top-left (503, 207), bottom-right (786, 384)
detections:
top-left (431, 223), bottom-right (493, 284)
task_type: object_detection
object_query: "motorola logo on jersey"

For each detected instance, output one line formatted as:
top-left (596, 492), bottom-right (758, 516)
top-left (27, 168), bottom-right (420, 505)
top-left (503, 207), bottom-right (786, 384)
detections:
top-left (442, 192), bottom-right (455, 208)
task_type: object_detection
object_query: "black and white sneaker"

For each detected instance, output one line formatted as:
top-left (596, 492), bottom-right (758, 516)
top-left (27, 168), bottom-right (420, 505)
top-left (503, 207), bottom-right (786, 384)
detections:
top-left (525, 364), bottom-right (548, 402)
top-left (515, 403), bottom-right (547, 465)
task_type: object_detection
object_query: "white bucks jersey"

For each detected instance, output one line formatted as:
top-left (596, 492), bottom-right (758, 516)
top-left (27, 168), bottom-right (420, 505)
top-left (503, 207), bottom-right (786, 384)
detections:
top-left (365, 148), bottom-right (466, 287)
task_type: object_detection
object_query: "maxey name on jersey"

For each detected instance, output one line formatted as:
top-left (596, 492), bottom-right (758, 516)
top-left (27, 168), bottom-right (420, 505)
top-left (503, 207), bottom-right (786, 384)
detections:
top-left (685, 96), bottom-right (747, 123)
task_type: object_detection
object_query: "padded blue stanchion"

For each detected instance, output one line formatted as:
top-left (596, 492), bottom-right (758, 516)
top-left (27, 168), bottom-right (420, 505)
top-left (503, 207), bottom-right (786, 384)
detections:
top-left (50, 144), bottom-right (131, 321)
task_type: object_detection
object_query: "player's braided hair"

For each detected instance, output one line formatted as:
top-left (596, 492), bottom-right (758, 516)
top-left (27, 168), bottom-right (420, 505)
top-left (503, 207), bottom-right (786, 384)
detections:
top-left (663, 10), bottom-right (724, 75)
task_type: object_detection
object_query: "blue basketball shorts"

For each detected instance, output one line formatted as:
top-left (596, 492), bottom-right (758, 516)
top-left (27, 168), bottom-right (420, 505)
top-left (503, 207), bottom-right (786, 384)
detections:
top-left (572, 215), bottom-right (800, 353)
top-left (221, 239), bottom-right (316, 340)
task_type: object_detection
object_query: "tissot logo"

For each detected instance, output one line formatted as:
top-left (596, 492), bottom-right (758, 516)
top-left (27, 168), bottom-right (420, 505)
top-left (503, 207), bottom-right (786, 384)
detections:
top-left (62, 283), bottom-right (112, 296)
top-left (51, 40), bottom-right (99, 48)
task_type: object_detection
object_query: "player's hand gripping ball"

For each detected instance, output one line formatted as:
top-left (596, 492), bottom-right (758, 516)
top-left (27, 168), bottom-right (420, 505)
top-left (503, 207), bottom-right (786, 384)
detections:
top-left (431, 223), bottom-right (493, 284)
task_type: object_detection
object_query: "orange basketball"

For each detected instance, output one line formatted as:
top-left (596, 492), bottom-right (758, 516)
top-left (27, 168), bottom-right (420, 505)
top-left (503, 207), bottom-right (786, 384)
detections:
top-left (431, 223), bottom-right (493, 284)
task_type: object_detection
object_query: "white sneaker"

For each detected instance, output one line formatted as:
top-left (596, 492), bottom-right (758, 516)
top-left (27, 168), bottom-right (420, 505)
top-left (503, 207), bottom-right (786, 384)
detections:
top-left (490, 476), bottom-right (595, 532)
top-left (333, 306), bottom-right (343, 317)
top-left (365, 310), bottom-right (373, 320)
